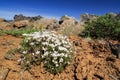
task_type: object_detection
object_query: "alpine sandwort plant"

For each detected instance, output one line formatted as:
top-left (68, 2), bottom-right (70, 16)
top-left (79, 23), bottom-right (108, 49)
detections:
top-left (19, 30), bottom-right (74, 74)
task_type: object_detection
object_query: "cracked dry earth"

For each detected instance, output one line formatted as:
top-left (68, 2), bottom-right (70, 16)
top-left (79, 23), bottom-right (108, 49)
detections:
top-left (0, 35), bottom-right (120, 80)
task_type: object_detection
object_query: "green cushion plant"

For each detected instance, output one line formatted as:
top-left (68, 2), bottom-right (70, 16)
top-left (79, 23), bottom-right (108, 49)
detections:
top-left (18, 30), bottom-right (74, 74)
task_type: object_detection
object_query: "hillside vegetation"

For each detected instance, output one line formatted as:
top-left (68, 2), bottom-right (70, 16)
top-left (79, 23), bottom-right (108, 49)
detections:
top-left (81, 13), bottom-right (120, 40)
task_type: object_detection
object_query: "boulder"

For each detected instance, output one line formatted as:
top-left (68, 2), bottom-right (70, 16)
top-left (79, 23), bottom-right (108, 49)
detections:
top-left (59, 15), bottom-right (77, 27)
top-left (14, 14), bottom-right (43, 21)
top-left (13, 20), bottom-right (29, 28)
top-left (46, 19), bottom-right (59, 30)
top-left (60, 15), bottom-right (71, 21)
top-left (106, 41), bottom-right (120, 58)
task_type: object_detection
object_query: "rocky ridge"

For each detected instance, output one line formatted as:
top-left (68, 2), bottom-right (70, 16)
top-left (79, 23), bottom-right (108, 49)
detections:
top-left (14, 14), bottom-right (43, 21)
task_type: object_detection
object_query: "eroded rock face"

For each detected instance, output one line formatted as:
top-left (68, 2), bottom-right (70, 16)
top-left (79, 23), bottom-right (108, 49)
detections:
top-left (13, 20), bottom-right (29, 28)
top-left (45, 19), bottom-right (59, 30)
top-left (59, 15), bottom-right (78, 27)
top-left (32, 18), bottom-right (59, 30)
top-left (80, 13), bottom-right (97, 24)
top-left (14, 14), bottom-right (43, 21)
top-left (0, 18), bottom-right (11, 30)
top-left (106, 41), bottom-right (120, 58)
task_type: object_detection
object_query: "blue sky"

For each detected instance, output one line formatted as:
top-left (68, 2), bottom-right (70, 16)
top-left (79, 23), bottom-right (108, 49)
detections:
top-left (0, 0), bottom-right (120, 20)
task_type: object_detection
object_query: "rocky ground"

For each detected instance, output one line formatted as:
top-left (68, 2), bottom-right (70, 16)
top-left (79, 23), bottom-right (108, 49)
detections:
top-left (0, 35), bottom-right (119, 80)
top-left (0, 14), bottom-right (120, 80)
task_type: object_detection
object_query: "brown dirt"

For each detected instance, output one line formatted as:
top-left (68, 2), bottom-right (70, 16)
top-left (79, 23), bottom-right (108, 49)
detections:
top-left (0, 35), bottom-right (120, 80)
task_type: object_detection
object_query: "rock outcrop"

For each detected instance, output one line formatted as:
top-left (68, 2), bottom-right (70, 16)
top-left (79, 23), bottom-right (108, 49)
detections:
top-left (14, 14), bottom-right (43, 21)
top-left (59, 15), bottom-right (78, 27)
top-left (0, 18), bottom-right (11, 30)
top-left (31, 18), bottom-right (59, 30)
top-left (80, 13), bottom-right (97, 24)
top-left (106, 41), bottom-right (120, 58)
top-left (13, 20), bottom-right (29, 28)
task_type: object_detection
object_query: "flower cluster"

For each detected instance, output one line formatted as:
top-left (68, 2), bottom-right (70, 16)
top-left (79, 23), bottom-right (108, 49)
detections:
top-left (20, 30), bottom-right (74, 73)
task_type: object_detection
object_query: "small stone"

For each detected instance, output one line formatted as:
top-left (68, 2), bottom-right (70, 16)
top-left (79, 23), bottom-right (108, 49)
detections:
top-left (0, 67), bottom-right (10, 80)
top-left (4, 53), bottom-right (15, 60)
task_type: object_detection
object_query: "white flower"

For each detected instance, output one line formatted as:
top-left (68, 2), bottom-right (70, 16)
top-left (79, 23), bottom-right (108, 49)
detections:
top-left (51, 53), bottom-right (57, 57)
top-left (54, 57), bottom-right (57, 60)
top-left (65, 45), bottom-right (70, 48)
top-left (54, 61), bottom-right (58, 64)
top-left (59, 46), bottom-right (68, 51)
top-left (42, 55), bottom-right (45, 58)
top-left (62, 40), bottom-right (67, 44)
top-left (42, 47), bottom-right (46, 51)
top-left (37, 38), bottom-right (41, 42)
top-left (56, 64), bottom-right (59, 67)
top-left (55, 40), bottom-right (61, 46)
top-left (35, 51), bottom-right (40, 54)
top-left (44, 52), bottom-right (49, 56)
top-left (44, 61), bottom-right (47, 63)
top-left (67, 61), bottom-right (70, 65)
top-left (64, 54), bottom-right (68, 57)
top-left (33, 32), bottom-right (40, 39)
top-left (42, 42), bottom-right (48, 45)
top-left (59, 58), bottom-right (63, 62)
top-left (60, 53), bottom-right (64, 57)
top-left (49, 44), bottom-right (55, 48)
top-left (30, 42), bottom-right (34, 45)
top-left (32, 53), bottom-right (35, 55)
top-left (22, 33), bottom-right (28, 36)
top-left (17, 59), bottom-right (22, 62)
top-left (58, 53), bottom-right (62, 56)
top-left (70, 50), bottom-right (73, 53)
top-left (27, 37), bottom-right (31, 40)
top-left (53, 51), bottom-right (57, 54)
top-left (22, 51), bottom-right (27, 54)
top-left (52, 60), bottom-right (54, 62)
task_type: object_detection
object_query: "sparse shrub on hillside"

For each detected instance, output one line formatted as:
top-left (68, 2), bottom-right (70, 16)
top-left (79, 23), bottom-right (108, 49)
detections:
top-left (18, 30), bottom-right (74, 74)
top-left (5, 48), bottom-right (19, 60)
top-left (60, 25), bottom-right (84, 36)
top-left (80, 14), bottom-right (120, 40)
top-left (5, 28), bottom-right (40, 36)
top-left (29, 20), bottom-right (45, 30)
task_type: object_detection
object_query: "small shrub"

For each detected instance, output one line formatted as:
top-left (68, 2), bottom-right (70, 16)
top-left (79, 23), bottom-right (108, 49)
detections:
top-left (28, 21), bottom-right (45, 30)
top-left (60, 25), bottom-right (84, 36)
top-left (5, 48), bottom-right (19, 60)
top-left (19, 30), bottom-right (74, 74)
top-left (81, 14), bottom-right (120, 40)
top-left (5, 28), bottom-right (40, 36)
top-left (0, 29), bottom-right (3, 36)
